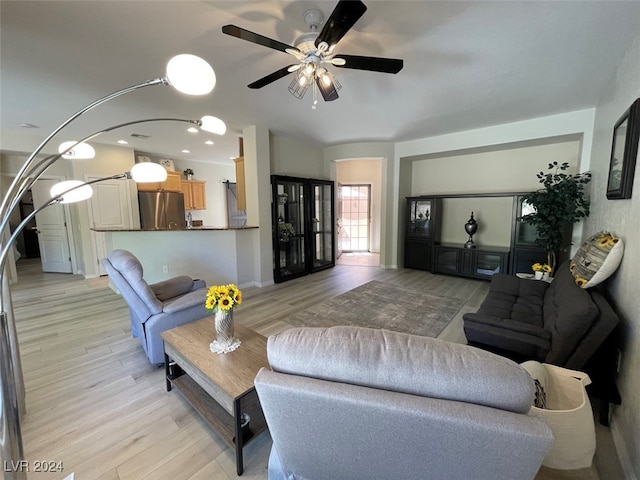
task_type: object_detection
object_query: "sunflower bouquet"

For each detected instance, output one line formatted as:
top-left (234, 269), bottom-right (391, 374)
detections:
top-left (205, 284), bottom-right (242, 313)
top-left (531, 263), bottom-right (552, 273)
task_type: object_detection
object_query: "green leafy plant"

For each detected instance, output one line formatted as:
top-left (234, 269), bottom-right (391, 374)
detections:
top-left (278, 222), bottom-right (295, 240)
top-left (522, 162), bottom-right (591, 272)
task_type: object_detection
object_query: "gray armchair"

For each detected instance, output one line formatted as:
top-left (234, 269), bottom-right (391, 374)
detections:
top-left (102, 249), bottom-right (209, 365)
top-left (255, 326), bottom-right (554, 480)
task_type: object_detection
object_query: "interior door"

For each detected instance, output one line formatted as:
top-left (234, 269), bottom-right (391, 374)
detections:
top-left (87, 177), bottom-right (132, 275)
top-left (30, 180), bottom-right (72, 273)
top-left (336, 182), bottom-right (343, 259)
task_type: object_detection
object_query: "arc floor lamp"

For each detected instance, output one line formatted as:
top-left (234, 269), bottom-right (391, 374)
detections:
top-left (0, 53), bottom-right (223, 479)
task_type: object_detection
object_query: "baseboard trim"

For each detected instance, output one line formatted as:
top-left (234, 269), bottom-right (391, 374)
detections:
top-left (612, 419), bottom-right (638, 480)
top-left (239, 279), bottom-right (274, 289)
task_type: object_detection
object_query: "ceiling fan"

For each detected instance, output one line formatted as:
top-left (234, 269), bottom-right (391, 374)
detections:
top-left (222, 0), bottom-right (403, 107)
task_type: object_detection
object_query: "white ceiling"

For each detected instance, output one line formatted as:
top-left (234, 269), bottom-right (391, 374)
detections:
top-left (2, 1), bottom-right (640, 165)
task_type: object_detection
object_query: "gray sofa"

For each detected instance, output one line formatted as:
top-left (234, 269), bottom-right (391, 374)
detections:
top-left (102, 249), bottom-right (209, 364)
top-left (462, 260), bottom-right (619, 370)
top-left (255, 326), bottom-right (553, 480)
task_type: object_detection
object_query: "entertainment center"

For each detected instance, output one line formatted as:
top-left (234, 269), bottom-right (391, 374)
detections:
top-left (404, 192), bottom-right (549, 279)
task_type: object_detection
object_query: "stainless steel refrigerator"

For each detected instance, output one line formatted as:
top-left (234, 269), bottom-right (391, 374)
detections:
top-left (138, 191), bottom-right (185, 230)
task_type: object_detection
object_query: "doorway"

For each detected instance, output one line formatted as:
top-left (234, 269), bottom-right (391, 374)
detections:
top-left (339, 184), bottom-right (370, 252)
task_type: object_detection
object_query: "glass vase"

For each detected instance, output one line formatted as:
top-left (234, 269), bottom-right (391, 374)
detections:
top-left (210, 308), bottom-right (241, 354)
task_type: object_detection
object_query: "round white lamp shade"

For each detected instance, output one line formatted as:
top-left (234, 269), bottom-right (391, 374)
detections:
top-left (50, 180), bottom-right (94, 204)
top-left (130, 162), bottom-right (168, 183)
top-left (166, 54), bottom-right (216, 96)
top-left (58, 141), bottom-right (96, 160)
top-left (199, 116), bottom-right (227, 135)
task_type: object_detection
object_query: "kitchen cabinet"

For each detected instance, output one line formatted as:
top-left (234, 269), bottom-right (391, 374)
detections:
top-left (137, 171), bottom-right (181, 192)
top-left (234, 157), bottom-right (246, 211)
top-left (181, 180), bottom-right (206, 210)
top-left (271, 175), bottom-right (335, 283)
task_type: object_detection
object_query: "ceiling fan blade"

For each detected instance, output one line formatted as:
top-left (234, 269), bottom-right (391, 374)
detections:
top-left (315, 0), bottom-right (367, 49)
top-left (248, 66), bottom-right (296, 89)
top-left (333, 54), bottom-right (403, 74)
top-left (222, 25), bottom-right (299, 54)
top-left (316, 76), bottom-right (339, 102)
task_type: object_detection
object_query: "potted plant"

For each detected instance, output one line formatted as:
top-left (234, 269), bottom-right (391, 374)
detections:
top-left (277, 192), bottom-right (288, 204)
top-left (522, 162), bottom-right (591, 273)
top-left (183, 168), bottom-right (194, 180)
top-left (278, 222), bottom-right (295, 241)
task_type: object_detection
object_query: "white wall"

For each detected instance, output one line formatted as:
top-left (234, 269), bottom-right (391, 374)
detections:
top-left (270, 134), bottom-right (325, 179)
top-left (583, 29), bottom-right (640, 479)
top-left (440, 197), bottom-right (513, 247)
top-left (409, 139), bottom-right (582, 249)
top-left (410, 140), bottom-right (582, 195)
top-left (69, 143), bottom-right (136, 276)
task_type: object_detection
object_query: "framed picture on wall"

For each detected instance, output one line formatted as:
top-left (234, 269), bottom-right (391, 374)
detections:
top-left (607, 97), bottom-right (640, 199)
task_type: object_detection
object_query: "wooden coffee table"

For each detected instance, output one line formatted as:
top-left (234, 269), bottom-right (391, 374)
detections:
top-left (161, 318), bottom-right (269, 475)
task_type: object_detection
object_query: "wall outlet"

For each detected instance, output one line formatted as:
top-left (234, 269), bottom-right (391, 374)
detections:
top-left (162, 265), bottom-right (168, 274)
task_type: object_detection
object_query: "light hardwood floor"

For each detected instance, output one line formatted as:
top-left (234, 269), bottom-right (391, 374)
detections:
top-left (10, 258), bottom-right (621, 480)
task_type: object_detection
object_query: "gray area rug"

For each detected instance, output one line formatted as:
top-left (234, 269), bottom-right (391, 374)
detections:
top-left (286, 280), bottom-right (464, 338)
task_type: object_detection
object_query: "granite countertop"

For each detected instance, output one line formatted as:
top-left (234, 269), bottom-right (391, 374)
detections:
top-left (91, 226), bottom-right (258, 232)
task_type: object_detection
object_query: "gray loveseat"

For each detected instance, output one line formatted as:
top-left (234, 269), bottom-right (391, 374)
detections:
top-left (255, 326), bottom-right (553, 480)
top-left (462, 260), bottom-right (619, 370)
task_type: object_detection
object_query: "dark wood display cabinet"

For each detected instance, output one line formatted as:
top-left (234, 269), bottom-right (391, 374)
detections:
top-left (404, 197), bottom-right (442, 271)
top-left (510, 195), bottom-right (549, 274)
top-left (272, 175), bottom-right (335, 283)
top-left (434, 244), bottom-right (510, 280)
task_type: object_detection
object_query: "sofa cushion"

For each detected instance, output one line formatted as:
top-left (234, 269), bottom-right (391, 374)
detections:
top-left (267, 326), bottom-right (535, 413)
top-left (543, 262), bottom-right (599, 365)
top-left (570, 231), bottom-right (624, 288)
top-left (151, 275), bottom-right (195, 301)
top-left (474, 274), bottom-right (549, 327)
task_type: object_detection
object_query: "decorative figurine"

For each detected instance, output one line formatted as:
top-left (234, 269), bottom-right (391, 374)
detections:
top-left (464, 212), bottom-right (478, 249)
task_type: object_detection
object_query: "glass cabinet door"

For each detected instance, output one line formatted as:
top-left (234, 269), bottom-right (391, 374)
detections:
top-left (514, 196), bottom-right (538, 246)
top-left (273, 178), bottom-right (306, 281)
top-left (408, 198), bottom-right (433, 237)
top-left (309, 181), bottom-right (335, 271)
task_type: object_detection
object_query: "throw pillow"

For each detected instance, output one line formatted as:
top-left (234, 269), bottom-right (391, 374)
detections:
top-left (520, 360), bottom-right (548, 409)
top-left (570, 231), bottom-right (624, 288)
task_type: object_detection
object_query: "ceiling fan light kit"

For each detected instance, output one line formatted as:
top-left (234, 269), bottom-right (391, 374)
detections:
top-left (222, 0), bottom-right (403, 108)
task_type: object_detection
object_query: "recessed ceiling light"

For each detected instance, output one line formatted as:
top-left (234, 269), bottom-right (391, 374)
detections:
top-left (187, 127), bottom-right (199, 133)
top-left (20, 123), bottom-right (39, 129)
top-left (205, 140), bottom-right (214, 145)
top-left (181, 149), bottom-right (190, 153)
top-left (117, 140), bottom-right (129, 145)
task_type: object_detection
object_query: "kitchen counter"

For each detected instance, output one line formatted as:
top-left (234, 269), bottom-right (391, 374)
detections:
top-left (97, 227), bottom-right (259, 287)
top-left (92, 226), bottom-right (258, 232)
